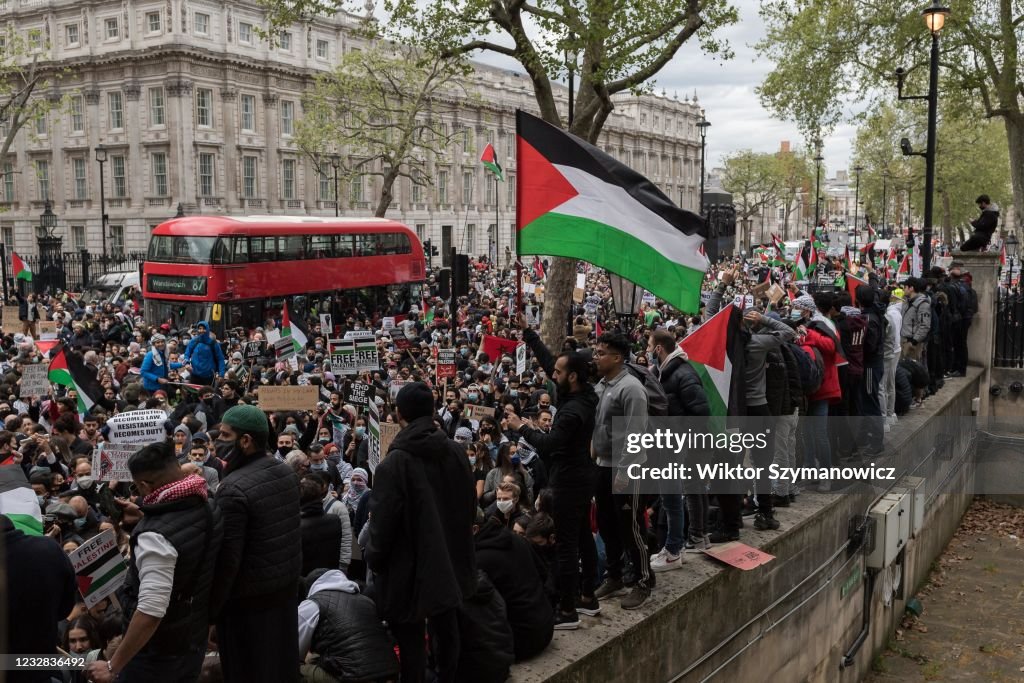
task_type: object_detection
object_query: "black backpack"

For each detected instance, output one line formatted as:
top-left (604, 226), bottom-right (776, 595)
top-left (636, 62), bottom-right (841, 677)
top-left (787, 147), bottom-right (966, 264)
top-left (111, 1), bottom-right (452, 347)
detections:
top-left (625, 362), bottom-right (669, 417)
top-left (784, 342), bottom-right (824, 395)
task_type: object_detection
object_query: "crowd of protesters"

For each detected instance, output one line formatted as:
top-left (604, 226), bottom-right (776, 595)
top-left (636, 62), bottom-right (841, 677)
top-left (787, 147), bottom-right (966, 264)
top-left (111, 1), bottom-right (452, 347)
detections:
top-left (0, 226), bottom-right (983, 683)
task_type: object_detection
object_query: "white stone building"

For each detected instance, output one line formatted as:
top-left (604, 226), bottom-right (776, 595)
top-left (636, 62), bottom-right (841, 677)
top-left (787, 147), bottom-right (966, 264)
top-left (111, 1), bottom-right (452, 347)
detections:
top-left (0, 0), bottom-right (705, 264)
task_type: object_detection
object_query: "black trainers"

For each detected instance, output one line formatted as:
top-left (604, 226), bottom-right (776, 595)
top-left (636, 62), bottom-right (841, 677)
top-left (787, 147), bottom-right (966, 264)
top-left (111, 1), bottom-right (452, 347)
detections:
top-left (554, 609), bottom-right (581, 630)
top-left (708, 529), bottom-right (739, 543)
top-left (771, 494), bottom-right (791, 508)
top-left (789, 493), bottom-right (798, 503)
top-left (754, 512), bottom-right (781, 531)
top-left (620, 586), bottom-right (651, 610)
top-left (594, 578), bottom-right (626, 599)
top-left (575, 595), bottom-right (601, 616)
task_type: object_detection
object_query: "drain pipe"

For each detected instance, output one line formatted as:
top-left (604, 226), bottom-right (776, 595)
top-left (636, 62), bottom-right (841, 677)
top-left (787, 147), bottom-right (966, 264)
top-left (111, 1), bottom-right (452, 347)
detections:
top-left (839, 569), bottom-right (876, 669)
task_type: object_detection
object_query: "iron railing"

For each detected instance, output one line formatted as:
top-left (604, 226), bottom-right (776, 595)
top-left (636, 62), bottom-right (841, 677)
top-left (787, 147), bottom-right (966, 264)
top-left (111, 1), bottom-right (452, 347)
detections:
top-left (994, 289), bottom-right (1024, 368)
top-left (19, 250), bottom-right (148, 294)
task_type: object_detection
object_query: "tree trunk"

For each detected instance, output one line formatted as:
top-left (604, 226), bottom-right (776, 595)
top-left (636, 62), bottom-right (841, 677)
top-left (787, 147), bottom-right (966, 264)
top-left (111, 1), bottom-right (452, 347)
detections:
top-left (939, 190), bottom-right (953, 246)
top-left (374, 169), bottom-right (398, 218)
top-left (1003, 112), bottom-right (1024, 234)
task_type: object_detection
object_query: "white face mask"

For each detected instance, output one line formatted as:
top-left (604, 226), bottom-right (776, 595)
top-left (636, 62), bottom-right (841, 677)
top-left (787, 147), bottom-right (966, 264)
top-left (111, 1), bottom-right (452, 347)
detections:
top-left (496, 499), bottom-right (515, 514)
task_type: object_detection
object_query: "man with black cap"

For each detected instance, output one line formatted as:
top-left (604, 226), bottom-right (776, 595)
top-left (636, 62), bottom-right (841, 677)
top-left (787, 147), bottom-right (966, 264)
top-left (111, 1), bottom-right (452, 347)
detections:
top-left (211, 404), bottom-right (302, 682)
top-left (365, 381), bottom-right (477, 683)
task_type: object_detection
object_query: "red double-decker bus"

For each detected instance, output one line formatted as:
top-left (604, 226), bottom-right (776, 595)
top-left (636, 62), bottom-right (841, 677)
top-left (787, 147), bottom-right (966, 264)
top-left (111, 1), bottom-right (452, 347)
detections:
top-left (142, 216), bottom-right (426, 334)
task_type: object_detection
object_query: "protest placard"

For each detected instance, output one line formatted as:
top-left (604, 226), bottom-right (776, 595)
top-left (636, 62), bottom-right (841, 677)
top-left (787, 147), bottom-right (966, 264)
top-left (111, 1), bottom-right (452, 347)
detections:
top-left (354, 339), bottom-right (379, 373)
top-left (767, 284), bottom-right (786, 305)
top-left (436, 349), bottom-right (456, 380)
top-left (343, 330), bottom-right (375, 340)
top-left (20, 363), bottom-right (50, 397)
top-left (331, 339), bottom-right (357, 375)
top-left (243, 340), bottom-right (265, 360)
top-left (38, 320), bottom-right (57, 339)
top-left (106, 410), bottom-right (167, 446)
top-left (381, 317), bottom-right (395, 331)
top-left (515, 342), bottom-right (527, 376)
top-left (388, 379), bottom-right (409, 400)
top-left (576, 273), bottom-right (586, 289)
top-left (642, 291), bottom-right (657, 307)
top-left (464, 404), bottom-right (495, 421)
top-left (319, 313), bottom-right (333, 334)
top-left (390, 330), bottom-right (413, 350)
top-left (71, 529), bottom-right (128, 608)
top-left (572, 288), bottom-right (585, 303)
top-left (751, 280), bottom-right (770, 298)
top-left (380, 422), bottom-right (401, 458)
top-left (345, 380), bottom-right (372, 407)
top-left (274, 336), bottom-right (296, 360)
top-left (265, 329), bottom-right (281, 344)
top-left (2, 305), bottom-right (19, 329)
top-left (92, 442), bottom-right (136, 482)
top-left (258, 385), bottom-right (318, 412)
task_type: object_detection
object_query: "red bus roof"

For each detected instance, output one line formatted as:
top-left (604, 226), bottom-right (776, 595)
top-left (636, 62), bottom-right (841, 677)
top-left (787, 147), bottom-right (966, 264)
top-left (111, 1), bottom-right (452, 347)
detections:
top-left (152, 215), bottom-right (416, 237)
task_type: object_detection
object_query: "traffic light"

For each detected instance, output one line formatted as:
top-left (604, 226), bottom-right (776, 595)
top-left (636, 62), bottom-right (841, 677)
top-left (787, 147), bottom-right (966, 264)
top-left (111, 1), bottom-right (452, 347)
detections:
top-left (424, 239), bottom-right (432, 267)
top-left (438, 268), bottom-right (452, 300)
top-left (453, 254), bottom-right (470, 297)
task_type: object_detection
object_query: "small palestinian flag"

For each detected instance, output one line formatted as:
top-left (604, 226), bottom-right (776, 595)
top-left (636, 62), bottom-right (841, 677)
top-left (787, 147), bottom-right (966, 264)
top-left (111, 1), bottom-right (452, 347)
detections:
top-left (281, 301), bottom-right (308, 355)
top-left (771, 233), bottom-right (787, 264)
top-left (867, 224), bottom-right (877, 240)
top-left (48, 345), bottom-right (104, 414)
top-left (860, 241), bottom-right (875, 255)
top-left (516, 110), bottom-right (706, 313)
top-left (897, 254), bottom-right (910, 277)
top-left (887, 248), bottom-right (898, 272)
top-left (421, 296), bottom-right (434, 325)
top-left (480, 143), bottom-right (504, 182)
top-left (0, 466), bottom-right (43, 535)
top-left (808, 243), bottom-right (819, 274)
top-left (533, 257), bottom-right (545, 280)
top-left (793, 250), bottom-right (809, 281)
top-left (844, 246), bottom-right (855, 272)
top-left (11, 252), bottom-right (31, 282)
top-left (680, 305), bottom-right (745, 425)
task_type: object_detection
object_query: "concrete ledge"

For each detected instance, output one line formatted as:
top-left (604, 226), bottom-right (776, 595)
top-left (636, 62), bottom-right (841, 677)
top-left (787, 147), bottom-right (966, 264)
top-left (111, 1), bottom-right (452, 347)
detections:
top-left (511, 369), bottom-right (983, 683)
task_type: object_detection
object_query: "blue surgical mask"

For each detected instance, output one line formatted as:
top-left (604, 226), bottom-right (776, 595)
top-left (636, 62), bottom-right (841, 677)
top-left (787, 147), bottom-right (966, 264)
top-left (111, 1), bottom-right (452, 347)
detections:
top-left (509, 390), bottom-right (518, 398)
top-left (468, 456), bottom-right (477, 466)
top-left (461, 349), bottom-right (469, 357)
top-left (468, 393), bottom-right (479, 402)
top-left (790, 310), bottom-right (803, 321)
top-left (310, 462), bottom-right (328, 472)
top-left (73, 517), bottom-right (87, 530)
top-left (354, 427), bottom-right (366, 438)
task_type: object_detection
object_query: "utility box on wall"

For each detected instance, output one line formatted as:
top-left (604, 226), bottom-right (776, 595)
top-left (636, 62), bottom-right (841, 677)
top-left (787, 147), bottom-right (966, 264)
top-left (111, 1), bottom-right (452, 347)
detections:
top-left (867, 493), bottom-right (910, 570)
top-left (890, 476), bottom-right (926, 538)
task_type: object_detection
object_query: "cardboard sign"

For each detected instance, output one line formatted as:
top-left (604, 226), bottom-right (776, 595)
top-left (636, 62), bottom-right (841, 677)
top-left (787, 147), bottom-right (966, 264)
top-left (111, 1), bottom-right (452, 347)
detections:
top-left (436, 349), bottom-right (456, 380)
top-left (573, 288), bottom-right (585, 303)
top-left (243, 340), bottom-right (265, 360)
top-left (515, 342), bottom-right (527, 376)
top-left (265, 329), bottom-right (282, 344)
top-left (70, 529), bottom-right (128, 608)
top-left (319, 314), bottom-right (333, 333)
top-left (345, 380), bottom-right (372, 407)
top-left (258, 384), bottom-right (318, 412)
top-left (751, 280), bottom-right (770, 298)
top-left (274, 336), bottom-right (297, 360)
top-left (523, 283), bottom-right (536, 295)
top-left (380, 421), bottom-right (401, 458)
top-left (20, 363), bottom-right (50, 397)
top-left (381, 317), bottom-right (395, 331)
top-left (92, 442), bottom-right (136, 482)
top-left (38, 320), bottom-right (57, 339)
top-left (391, 330), bottom-right (413, 350)
top-left (354, 339), bottom-right (379, 373)
top-left (464, 404), bottom-right (495, 421)
top-left (106, 410), bottom-right (167, 446)
top-left (331, 340), bottom-right (357, 376)
top-left (702, 541), bottom-right (776, 570)
top-left (2, 305), bottom-right (20, 328)
top-left (343, 330), bottom-right (375, 340)
top-left (767, 284), bottom-right (786, 305)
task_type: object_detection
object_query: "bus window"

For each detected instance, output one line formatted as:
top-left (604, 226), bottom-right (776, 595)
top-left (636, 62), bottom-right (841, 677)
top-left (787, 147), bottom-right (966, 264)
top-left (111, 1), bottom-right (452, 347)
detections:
top-left (250, 236), bottom-right (276, 262)
top-left (355, 234), bottom-right (378, 256)
top-left (232, 237), bottom-right (249, 263)
top-left (211, 238), bottom-right (232, 264)
top-left (279, 235), bottom-right (305, 261)
top-left (333, 234), bottom-right (354, 258)
top-left (307, 234), bottom-right (332, 259)
top-left (380, 232), bottom-right (411, 255)
top-left (147, 235), bottom-right (217, 263)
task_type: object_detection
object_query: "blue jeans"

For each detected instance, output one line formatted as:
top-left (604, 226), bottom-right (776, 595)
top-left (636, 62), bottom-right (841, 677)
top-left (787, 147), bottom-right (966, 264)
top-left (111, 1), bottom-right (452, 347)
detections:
top-left (805, 400), bottom-right (832, 469)
top-left (660, 493), bottom-right (684, 555)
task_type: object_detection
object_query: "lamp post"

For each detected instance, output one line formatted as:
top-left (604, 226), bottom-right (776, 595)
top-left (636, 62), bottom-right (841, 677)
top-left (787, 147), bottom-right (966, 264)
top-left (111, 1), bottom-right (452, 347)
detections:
top-left (608, 272), bottom-right (645, 332)
top-left (330, 155), bottom-right (340, 218)
top-left (895, 0), bottom-right (950, 272)
top-left (881, 171), bottom-right (890, 237)
top-left (697, 113), bottom-right (711, 217)
top-left (174, 203), bottom-right (185, 219)
top-left (853, 164), bottom-right (863, 252)
top-left (814, 145), bottom-right (824, 229)
top-left (37, 200), bottom-right (63, 294)
top-left (95, 144), bottom-right (108, 261)
top-left (1006, 233), bottom-right (1019, 287)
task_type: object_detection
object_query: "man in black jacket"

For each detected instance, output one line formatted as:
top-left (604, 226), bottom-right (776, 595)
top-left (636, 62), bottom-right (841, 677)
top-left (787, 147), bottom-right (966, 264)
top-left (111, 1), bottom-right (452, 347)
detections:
top-left (86, 441), bottom-right (224, 683)
top-left (506, 313), bottom-right (599, 631)
top-left (211, 404), bottom-right (302, 683)
top-left (648, 329), bottom-right (711, 568)
top-left (856, 285), bottom-right (886, 457)
top-left (960, 194), bottom-right (1000, 251)
top-left (298, 477), bottom-right (345, 575)
top-left (365, 382), bottom-right (477, 683)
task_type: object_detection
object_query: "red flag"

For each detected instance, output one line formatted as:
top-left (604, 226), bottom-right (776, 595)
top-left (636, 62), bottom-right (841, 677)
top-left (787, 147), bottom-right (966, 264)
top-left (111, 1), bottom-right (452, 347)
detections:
top-left (859, 241), bottom-right (875, 254)
top-left (847, 272), bottom-right (870, 302)
top-left (481, 335), bottom-right (520, 364)
top-left (898, 254), bottom-right (909, 275)
top-left (595, 318), bottom-right (604, 337)
top-left (532, 257), bottom-right (545, 280)
top-left (1000, 243), bottom-right (1007, 267)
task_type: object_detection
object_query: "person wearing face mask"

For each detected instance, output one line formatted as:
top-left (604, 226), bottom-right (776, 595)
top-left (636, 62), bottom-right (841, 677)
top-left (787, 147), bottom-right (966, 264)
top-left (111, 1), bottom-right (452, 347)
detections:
top-left (186, 442), bottom-right (221, 493)
top-left (210, 404), bottom-right (302, 683)
top-left (309, 446), bottom-right (342, 491)
top-left (343, 419), bottom-right (369, 471)
top-left (182, 321), bottom-right (225, 388)
top-left (67, 495), bottom-right (102, 541)
top-left (299, 477), bottom-right (350, 575)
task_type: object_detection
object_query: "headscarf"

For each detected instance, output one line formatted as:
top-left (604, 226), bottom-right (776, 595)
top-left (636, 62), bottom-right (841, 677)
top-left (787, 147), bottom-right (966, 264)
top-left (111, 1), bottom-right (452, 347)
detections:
top-left (342, 467), bottom-right (369, 513)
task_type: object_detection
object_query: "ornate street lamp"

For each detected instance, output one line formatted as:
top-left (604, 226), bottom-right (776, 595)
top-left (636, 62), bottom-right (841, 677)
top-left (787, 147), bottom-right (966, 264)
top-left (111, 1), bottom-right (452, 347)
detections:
top-left (608, 272), bottom-right (645, 330)
top-left (697, 113), bottom-right (711, 217)
top-left (95, 144), bottom-right (108, 260)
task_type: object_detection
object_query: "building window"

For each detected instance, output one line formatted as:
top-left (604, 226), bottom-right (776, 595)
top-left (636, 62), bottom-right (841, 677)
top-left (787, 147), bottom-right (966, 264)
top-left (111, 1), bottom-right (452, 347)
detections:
top-left (196, 88), bottom-right (212, 127)
top-left (485, 177), bottom-right (494, 205)
top-left (640, 112), bottom-right (647, 126)
top-left (65, 23), bottom-right (79, 47)
top-left (35, 160), bottom-right (50, 200)
top-left (151, 152), bottom-right (167, 195)
top-left (71, 225), bottom-right (86, 251)
top-left (111, 156), bottom-right (126, 197)
top-left (318, 171), bottom-right (331, 201)
top-left (412, 180), bottom-right (423, 204)
top-left (194, 12), bottom-right (209, 35)
top-left (316, 39), bottom-right (328, 59)
top-left (279, 31), bottom-right (291, 51)
top-left (2, 226), bottom-right (13, 250)
top-left (105, 17), bottom-right (120, 40)
top-left (240, 94), bottom-right (255, 132)
top-left (110, 224), bottom-right (124, 255)
top-left (73, 158), bottom-right (87, 199)
top-left (415, 223), bottom-right (425, 241)
top-left (242, 156), bottom-right (257, 198)
top-left (466, 224), bottom-right (475, 253)
top-left (437, 170), bottom-right (448, 204)
top-left (199, 153), bottom-right (215, 196)
top-left (238, 22), bottom-right (253, 44)
top-left (280, 100), bottom-right (294, 136)
top-left (28, 29), bottom-right (42, 51)
top-left (149, 87), bottom-right (165, 126)
top-left (108, 92), bottom-right (124, 130)
top-left (282, 159), bottom-right (295, 199)
top-left (350, 175), bottom-right (363, 202)
top-left (462, 171), bottom-right (473, 204)
top-left (2, 162), bottom-right (14, 201)
top-left (146, 11), bottom-right (161, 33)
top-left (69, 95), bottom-right (84, 133)
top-left (34, 113), bottom-right (46, 136)
top-left (507, 174), bottom-right (515, 206)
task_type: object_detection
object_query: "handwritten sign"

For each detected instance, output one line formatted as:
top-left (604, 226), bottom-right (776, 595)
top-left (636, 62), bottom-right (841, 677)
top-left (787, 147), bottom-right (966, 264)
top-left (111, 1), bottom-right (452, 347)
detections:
top-left (702, 541), bottom-right (775, 571)
top-left (2, 305), bottom-right (20, 329)
top-left (767, 284), bottom-right (786, 305)
top-left (38, 320), bottom-right (57, 339)
top-left (92, 442), bottom-right (136, 482)
top-left (345, 380), bottom-right (372, 407)
top-left (243, 340), bottom-right (265, 361)
top-left (70, 529), bottom-right (128, 608)
top-left (573, 288), bottom-right (585, 303)
top-left (436, 349), bottom-right (456, 380)
top-left (20, 363), bottom-right (50, 397)
top-left (258, 385), bottom-right (318, 412)
top-left (380, 422), bottom-right (401, 458)
top-left (464, 404), bottom-right (495, 421)
top-left (106, 410), bottom-right (167, 446)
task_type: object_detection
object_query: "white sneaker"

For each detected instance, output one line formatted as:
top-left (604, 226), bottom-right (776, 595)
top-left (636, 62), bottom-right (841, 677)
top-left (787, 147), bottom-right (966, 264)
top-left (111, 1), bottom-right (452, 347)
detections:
top-left (884, 423), bottom-right (891, 433)
top-left (651, 549), bottom-right (683, 572)
top-left (650, 547), bottom-right (668, 563)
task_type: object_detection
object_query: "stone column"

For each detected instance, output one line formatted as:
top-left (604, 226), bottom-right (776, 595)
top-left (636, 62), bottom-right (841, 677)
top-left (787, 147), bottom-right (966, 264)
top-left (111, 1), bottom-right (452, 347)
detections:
top-left (955, 250), bottom-right (1000, 418)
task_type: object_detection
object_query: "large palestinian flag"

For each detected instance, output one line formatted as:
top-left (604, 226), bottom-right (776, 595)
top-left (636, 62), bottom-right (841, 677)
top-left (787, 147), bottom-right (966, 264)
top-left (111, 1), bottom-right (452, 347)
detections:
top-left (281, 301), bottom-right (309, 355)
top-left (0, 466), bottom-right (43, 535)
top-left (48, 345), bottom-right (104, 413)
top-left (515, 110), bottom-right (707, 314)
top-left (680, 306), bottom-right (746, 426)
top-left (11, 251), bottom-right (32, 282)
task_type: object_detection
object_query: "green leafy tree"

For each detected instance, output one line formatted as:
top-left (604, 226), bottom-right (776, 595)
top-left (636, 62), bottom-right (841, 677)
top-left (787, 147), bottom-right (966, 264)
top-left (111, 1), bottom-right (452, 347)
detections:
top-left (756, 0), bottom-right (1023, 237)
top-left (721, 150), bottom-right (783, 250)
top-left (773, 148), bottom-right (814, 240)
top-left (294, 43), bottom-right (466, 217)
top-left (260, 0), bottom-right (739, 347)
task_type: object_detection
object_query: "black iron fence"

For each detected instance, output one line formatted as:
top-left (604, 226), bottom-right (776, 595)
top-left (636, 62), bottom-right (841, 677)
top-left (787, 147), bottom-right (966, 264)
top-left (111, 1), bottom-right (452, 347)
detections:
top-left (17, 250), bottom-right (147, 295)
top-left (995, 289), bottom-right (1024, 368)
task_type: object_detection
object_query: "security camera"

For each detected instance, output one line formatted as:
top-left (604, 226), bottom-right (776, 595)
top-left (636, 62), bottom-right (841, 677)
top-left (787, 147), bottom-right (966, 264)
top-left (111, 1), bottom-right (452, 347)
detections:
top-left (1010, 381), bottom-right (1023, 394)
top-left (900, 138), bottom-right (914, 156)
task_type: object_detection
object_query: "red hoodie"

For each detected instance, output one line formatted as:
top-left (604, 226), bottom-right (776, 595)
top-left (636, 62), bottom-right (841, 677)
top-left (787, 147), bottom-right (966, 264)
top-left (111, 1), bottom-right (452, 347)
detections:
top-left (803, 326), bottom-right (842, 403)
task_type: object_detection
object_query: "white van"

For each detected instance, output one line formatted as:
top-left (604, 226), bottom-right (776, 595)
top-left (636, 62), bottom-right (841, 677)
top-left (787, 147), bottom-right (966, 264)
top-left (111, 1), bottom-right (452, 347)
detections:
top-left (82, 271), bottom-right (140, 306)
